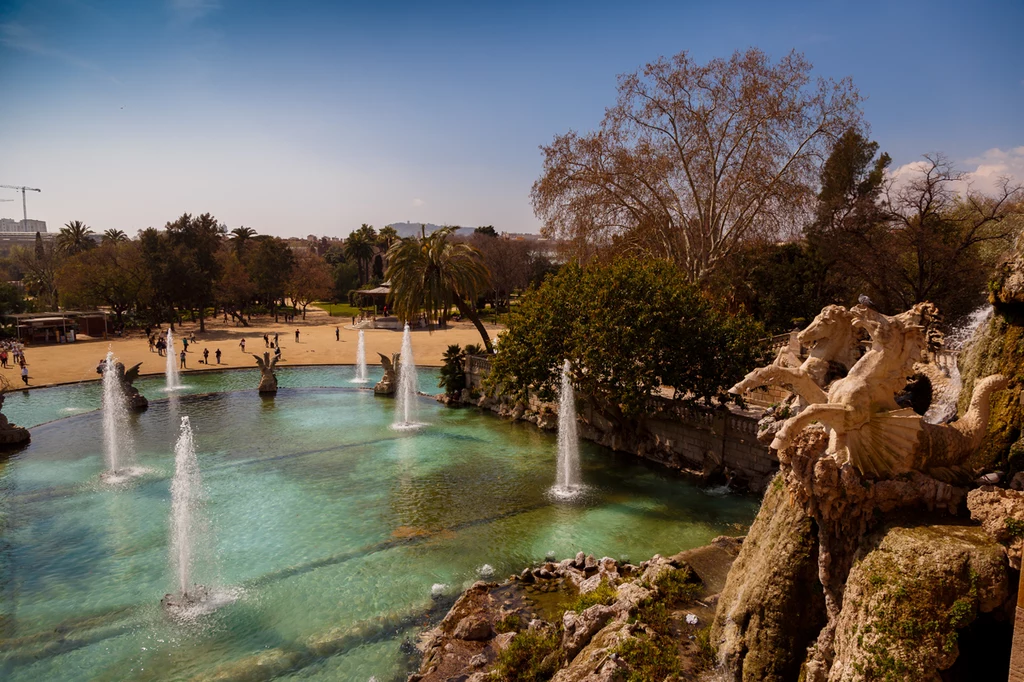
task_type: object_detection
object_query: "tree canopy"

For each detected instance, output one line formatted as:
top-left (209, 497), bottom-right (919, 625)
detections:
top-left (488, 258), bottom-right (766, 423)
top-left (532, 48), bottom-right (862, 282)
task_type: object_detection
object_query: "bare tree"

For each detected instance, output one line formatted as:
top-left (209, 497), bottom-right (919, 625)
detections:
top-left (532, 48), bottom-right (862, 282)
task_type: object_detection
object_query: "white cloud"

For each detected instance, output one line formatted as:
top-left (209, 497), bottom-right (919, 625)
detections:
top-left (888, 146), bottom-right (1024, 197)
top-left (412, 198), bottom-right (425, 207)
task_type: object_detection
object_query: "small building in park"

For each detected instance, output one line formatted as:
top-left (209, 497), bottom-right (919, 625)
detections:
top-left (4, 310), bottom-right (111, 344)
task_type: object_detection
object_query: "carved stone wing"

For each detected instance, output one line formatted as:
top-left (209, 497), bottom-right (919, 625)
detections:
top-left (269, 353), bottom-right (280, 370)
top-left (378, 352), bottom-right (394, 374)
top-left (123, 363), bottom-right (143, 385)
top-left (251, 353), bottom-right (266, 370)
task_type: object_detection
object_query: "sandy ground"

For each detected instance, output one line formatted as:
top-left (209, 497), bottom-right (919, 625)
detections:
top-left (7, 308), bottom-right (501, 389)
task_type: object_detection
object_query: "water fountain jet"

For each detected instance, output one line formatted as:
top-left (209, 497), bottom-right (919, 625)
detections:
top-left (550, 359), bottom-right (585, 500)
top-left (392, 324), bottom-right (423, 430)
top-left (352, 330), bottom-right (369, 383)
top-left (165, 329), bottom-right (182, 391)
top-left (100, 350), bottom-right (139, 481)
top-left (162, 416), bottom-right (215, 615)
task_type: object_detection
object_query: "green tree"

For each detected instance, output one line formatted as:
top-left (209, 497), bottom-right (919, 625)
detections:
top-left (378, 225), bottom-right (399, 249)
top-left (386, 226), bottom-right (494, 351)
top-left (102, 229), bottom-right (129, 244)
top-left (231, 226), bottom-right (257, 257)
top-left (164, 213), bottom-right (226, 332)
top-left (287, 250), bottom-right (334, 318)
top-left (438, 344), bottom-right (467, 396)
top-left (57, 220), bottom-right (96, 256)
top-left (246, 235), bottom-right (295, 321)
top-left (57, 241), bottom-right (152, 327)
top-left (344, 229), bottom-right (376, 285)
top-left (474, 225), bottom-right (498, 238)
top-left (0, 282), bottom-right (27, 317)
top-left (489, 259), bottom-right (766, 428)
top-left (214, 249), bottom-right (257, 325)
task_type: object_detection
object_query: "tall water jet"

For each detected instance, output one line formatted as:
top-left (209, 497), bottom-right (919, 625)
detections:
top-left (352, 330), bottom-right (369, 383)
top-left (101, 350), bottom-right (137, 478)
top-left (163, 416), bottom-right (211, 613)
top-left (165, 329), bottom-right (181, 391)
top-left (551, 359), bottom-right (583, 499)
top-left (392, 324), bottom-right (421, 429)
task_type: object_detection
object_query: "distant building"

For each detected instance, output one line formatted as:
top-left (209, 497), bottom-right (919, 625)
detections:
top-left (0, 218), bottom-right (47, 233)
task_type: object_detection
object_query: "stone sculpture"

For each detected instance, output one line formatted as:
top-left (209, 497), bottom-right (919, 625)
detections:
top-left (96, 359), bottom-right (149, 411)
top-left (252, 352), bottom-right (279, 394)
top-left (374, 352), bottom-right (400, 396)
top-left (0, 379), bottom-right (30, 447)
top-left (732, 304), bottom-right (861, 406)
top-left (736, 302), bottom-right (1006, 480)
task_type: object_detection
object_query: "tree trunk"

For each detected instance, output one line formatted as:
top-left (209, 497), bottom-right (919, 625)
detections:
top-left (199, 306), bottom-right (206, 333)
top-left (453, 293), bottom-right (493, 353)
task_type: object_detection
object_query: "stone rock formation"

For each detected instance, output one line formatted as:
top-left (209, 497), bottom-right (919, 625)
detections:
top-left (711, 471), bottom-right (825, 682)
top-left (714, 300), bottom-right (1017, 681)
top-left (374, 352), bottom-right (400, 396)
top-left (0, 390), bottom-right (29, 447)
top-left (252, 352), bottom-right (279, 394)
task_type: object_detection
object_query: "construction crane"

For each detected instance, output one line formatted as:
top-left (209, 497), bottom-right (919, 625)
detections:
top-left (0, 185), bottom-right (42, 224)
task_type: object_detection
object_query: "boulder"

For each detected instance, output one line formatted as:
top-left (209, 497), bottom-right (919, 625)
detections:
top-left (561, 604), bottom-right (615, 660)
top-left (827, 522), bottom-right (1009, 681)
top-left (711, 473), bottom-right (826, 682)
top-left (968, 485), bottom-right (1024, 569)
top-left (453, 614), bottom-right (492, 641)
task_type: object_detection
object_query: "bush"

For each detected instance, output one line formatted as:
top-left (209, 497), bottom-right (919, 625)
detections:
top-left (612, 634), bottom-right (681, 682)
top-left (438, 344), bottom-right (467, 396)
top-left (565, 581), bottom-right (617, 614)
top-left (492, 629), bottom-right (561, 682)
top-left (654, 566), bottom-right (702, 606)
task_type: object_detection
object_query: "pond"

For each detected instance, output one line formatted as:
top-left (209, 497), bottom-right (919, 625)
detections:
top-left (0, 367), bottom-right (758, 681)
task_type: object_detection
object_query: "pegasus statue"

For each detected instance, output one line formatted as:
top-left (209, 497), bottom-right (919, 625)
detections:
top-left (747, 302), bottom-right (1006, 479)
top-left (731, 304), bottom-right (862, 407)
top-left (252, 352), bottom-right (280, 394)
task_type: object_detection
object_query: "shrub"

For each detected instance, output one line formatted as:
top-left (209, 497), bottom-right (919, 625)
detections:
top-left (491, 629), bottom-right (561, 682)
top-left (438, 344), bottom-right (467, 396)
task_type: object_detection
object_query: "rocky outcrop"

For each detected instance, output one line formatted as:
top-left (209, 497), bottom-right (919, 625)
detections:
top-left (711, 471), bottom-right (825, 682)
top-left (968, 485), bottom-right (1024, 569)
top-left (411, 542), bottom-right (742, 682)
top-left (826, 522), bottom-right (1009, 681)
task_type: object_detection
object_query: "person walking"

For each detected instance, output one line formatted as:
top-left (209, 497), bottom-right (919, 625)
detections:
top-left (0, 350), bottom-right (7, 368)
top-left (20, 362), bottom-right (28, 386)
top-left (335, 327), bottom-right (340, 341)
top-left (180, 349), bottom-right (187, 369)
top-left (274, 332), bottom-right (279, 347)
top-left (239, 338), bottom-right (246, 352)
top-left (182, 337), bottom-right (189, 352)
top-left (215, 348), bottom-right (222, 364)
top-left (203, 348), bottom-right (209, 364)
top-left (295, 328), bottom-right (300, 342)
top-left (263, 333), bottom-right (269, 348)
top-left (148, 336), bottom-right (155, 353)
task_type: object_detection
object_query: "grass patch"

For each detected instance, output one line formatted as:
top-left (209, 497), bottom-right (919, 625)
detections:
top-left (612, 635), bottom-right (681, 682)
top-left (495, 613), bottom-right (524, 634)
top-left (654, 566), bottom-right (701, 605)
top-left (312, 301), bottom-right (363, 317)
top-left (564, 581), bottom-right (617, 614)
top-left (1006, 517), bottom-right (1024, 539)
top-left (694, 625), bottom-right (717, 670)
top-left (492, 629), bottom-right (561, 682)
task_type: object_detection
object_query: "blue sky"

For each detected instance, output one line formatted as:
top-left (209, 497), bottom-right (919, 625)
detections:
top-left (0, 0), bottom-right (1021, 238)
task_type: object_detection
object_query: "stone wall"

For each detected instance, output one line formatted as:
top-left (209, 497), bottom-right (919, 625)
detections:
top-left (464, 356), bottom-right (777, 491)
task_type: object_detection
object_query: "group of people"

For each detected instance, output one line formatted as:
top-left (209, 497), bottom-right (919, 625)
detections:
top-left (0, 340), bottom-right (30, 386)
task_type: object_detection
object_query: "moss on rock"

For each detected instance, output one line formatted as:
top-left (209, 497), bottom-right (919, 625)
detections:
top-left (827, 521), bottom-right (1009, 681)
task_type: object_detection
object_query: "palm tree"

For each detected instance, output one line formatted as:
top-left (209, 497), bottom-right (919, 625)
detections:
top-left (231, 226), bottom-right (257, 257)
top-left (386, 226), bottom-right (493, 352)
top-left (102, 229), bottom-right (128, 243)
top-left (344, 233), bottom-right (375, 284)
top-left (57, 220), bottom-right (96, 255)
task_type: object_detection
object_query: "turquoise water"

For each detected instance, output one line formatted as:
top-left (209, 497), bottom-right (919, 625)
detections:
top-left (0, 371), bottom-right (758, 681)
